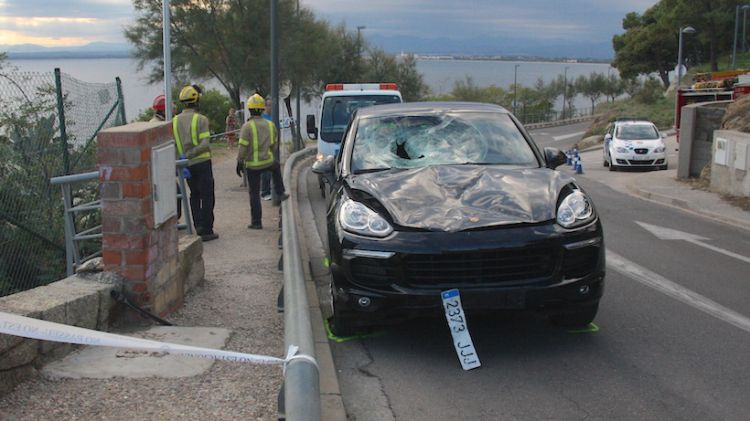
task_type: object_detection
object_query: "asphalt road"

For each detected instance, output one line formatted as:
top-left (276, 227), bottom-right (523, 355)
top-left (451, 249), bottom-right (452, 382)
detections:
top-left (300, 124), bottom-right (750, 420)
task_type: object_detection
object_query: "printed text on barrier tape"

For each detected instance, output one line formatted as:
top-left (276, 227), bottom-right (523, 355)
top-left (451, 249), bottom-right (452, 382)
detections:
top-left (0, 311), bottom-right (316, 369)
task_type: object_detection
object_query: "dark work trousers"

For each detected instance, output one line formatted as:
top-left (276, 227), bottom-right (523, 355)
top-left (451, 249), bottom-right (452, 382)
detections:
top-left (245, 162), bottom-right (286, 225)
top-left (260, 170), bottom-right (271, 196)
top-left (186, 160), bottom-right (216, 234)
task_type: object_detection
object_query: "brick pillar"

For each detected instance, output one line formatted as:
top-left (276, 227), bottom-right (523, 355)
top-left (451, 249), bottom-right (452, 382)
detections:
top-left (97, 122), bottom-right (180, 317)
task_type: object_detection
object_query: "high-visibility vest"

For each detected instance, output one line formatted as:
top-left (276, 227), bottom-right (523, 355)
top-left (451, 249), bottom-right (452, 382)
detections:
top-left (173, 113), bottom-right (211, 164)
top-left (239, 119), bottom-right (276, 169)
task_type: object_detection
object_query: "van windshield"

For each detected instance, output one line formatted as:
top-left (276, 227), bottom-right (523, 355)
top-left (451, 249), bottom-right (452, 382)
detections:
top-left (320, 95), bottom-right (401, 143)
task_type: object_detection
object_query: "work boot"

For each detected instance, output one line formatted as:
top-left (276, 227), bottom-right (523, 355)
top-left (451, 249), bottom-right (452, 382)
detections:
top-left (248, 223), bottom-right (263, 230)
top-left (200, 232), bottom-right (219, 242)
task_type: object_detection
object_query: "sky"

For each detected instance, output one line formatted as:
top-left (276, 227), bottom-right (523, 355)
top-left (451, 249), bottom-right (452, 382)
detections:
top-left (0, 0), bottom-right (660, 57)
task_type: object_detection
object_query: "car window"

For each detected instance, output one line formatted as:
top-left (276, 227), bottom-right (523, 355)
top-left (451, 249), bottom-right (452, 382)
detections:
top-left (616, 124), bottom-right (659, 140)
top-left (320, 95), bottom-right (401, 142)
top-left (350, 112), bottom-right (538, 172)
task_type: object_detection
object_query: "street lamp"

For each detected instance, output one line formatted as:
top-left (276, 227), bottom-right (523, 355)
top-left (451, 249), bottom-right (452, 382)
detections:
top-left (562, 66), bottom-right (569, 120)
top-left (743, 5), bottom-right (750, 52)
top-left (677, 26), bottom-right (696, 90)
top-left (356, 25), bottom-right (366, 57)
top-left (733, 5), bottom-right (740, 69)
top-left (512, 64), bottom-right (519, 115)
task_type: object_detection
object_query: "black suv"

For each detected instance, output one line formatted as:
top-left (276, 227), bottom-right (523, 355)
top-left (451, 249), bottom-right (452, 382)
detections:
top-left (313, 102), bottom-right (605, 336)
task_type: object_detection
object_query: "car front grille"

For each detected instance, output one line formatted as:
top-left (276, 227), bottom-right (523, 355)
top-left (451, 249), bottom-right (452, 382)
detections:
top-left (562, 246), bottom-right (600, 279)
top-left (348, 247), bottom-right (559, 288)
top-left (627, 159), bottom-right (655, 165)
top-left (634, 148), bottom-right (648, 154)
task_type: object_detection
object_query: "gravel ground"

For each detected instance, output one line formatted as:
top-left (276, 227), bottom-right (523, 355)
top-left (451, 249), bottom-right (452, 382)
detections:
top-left (0, 147), bottom-right (287, 420)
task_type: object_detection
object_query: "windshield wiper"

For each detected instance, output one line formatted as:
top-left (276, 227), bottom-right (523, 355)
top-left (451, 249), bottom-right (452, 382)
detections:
top-left (354, 167), bottom-right (394, 174)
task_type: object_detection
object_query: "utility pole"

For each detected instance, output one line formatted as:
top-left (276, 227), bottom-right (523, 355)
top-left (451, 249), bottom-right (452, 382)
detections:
top-left (295, 0), bottom-right (302, 151)
top-left (733, 5), bottom-right (740, 69)
top-left (512, 64), bottom-right (519, 116)
top-left (745, 5), bottom-right (750, 52)
top-left (562, 67), bottom-right (568, 120)
top-left (271, 0), bottom-right (280, 204)
top-left (163, 0), bottom-right (172, 120)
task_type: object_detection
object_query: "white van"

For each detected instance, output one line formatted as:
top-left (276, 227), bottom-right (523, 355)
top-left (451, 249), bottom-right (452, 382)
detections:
top-left (307, 83), bottom-right (402, 194)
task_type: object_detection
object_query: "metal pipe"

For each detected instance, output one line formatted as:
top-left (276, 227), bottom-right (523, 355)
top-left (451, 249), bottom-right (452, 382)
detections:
top-left (512, 64), bottom-right (519, 115)
top-left (733, 5), bottom-right (740, 69)
top-left (54, 68), bottom-right (70, 175)
top-left (115, 77), bottom-right (126, 124)
top-left (50, 171), bottom-right (99, 185)
top-left (282, 147), bottom-right (320, 421)
top-left (163, 0), bottom-right (173, 121)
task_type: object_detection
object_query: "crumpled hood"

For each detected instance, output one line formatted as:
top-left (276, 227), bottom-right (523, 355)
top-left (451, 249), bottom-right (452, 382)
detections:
top-left (347, 165), bottom-right (574, 232)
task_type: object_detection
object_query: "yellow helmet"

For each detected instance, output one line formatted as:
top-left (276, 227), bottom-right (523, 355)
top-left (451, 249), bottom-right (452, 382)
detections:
top-left (247, 93), bottom-right (265, 110)
top-left (179, 85), bottom-right (201, 103)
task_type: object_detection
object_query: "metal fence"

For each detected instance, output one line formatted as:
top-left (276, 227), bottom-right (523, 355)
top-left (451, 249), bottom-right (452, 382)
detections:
top-left (0, 68), bottom-right (124, 297)
top-left (516, 107), bottom-right (594, 125)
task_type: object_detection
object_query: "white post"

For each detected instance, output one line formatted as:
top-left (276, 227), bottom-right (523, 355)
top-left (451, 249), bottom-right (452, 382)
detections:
top-left (163, 0), bottom-right (172, 120)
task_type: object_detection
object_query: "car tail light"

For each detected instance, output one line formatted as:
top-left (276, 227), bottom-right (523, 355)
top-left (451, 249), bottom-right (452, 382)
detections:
top-left (325, 83), bottom-right (344, 91)
top-left (379, 83), bottom-right (398, 90)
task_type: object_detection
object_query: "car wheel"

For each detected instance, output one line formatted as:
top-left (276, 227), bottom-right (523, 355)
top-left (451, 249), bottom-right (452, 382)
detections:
top-left (660, 163), bottom-right (668, 171)
top-left (548, 304), bottom-right (599, 328)
top-left (603, 158), bottom-right (609, 167)
top-left (329, 284), bottom-right (356, 337)
top-left (609, 163), bottom-right (617, 172)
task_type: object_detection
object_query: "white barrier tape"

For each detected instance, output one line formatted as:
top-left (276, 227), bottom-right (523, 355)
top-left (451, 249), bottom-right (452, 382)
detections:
top-left (0, 311), bottom-right (304, 366)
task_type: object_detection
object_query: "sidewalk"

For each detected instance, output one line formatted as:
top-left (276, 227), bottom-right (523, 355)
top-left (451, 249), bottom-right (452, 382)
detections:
top-left (0, 149), bottom-right (288, 420)
top-left (571, 136), bottom-right (750, 232)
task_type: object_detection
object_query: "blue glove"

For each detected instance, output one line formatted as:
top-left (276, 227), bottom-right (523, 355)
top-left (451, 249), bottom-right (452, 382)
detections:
top-left (182, 167), bottom-right (191, 179)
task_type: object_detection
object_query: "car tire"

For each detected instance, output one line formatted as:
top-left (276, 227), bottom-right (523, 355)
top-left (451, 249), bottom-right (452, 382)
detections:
top-left (609, 163), bottom-right (617, 172)
top-left (329, 284), bottom-right (357, 337)
top-left (660, 163), bottom-right (668, 171)
top-left (603, 158), bottom-right (609, 167)
top-left (548, 304), bottom-right (599, 328)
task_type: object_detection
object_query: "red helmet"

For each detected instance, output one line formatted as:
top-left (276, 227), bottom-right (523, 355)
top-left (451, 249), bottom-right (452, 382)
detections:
top-left (152, 95), bottom-right (166, 112)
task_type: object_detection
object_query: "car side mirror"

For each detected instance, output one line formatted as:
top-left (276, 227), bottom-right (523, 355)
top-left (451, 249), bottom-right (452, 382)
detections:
top-left (312, 155), bottom-right (335, 175)
top-left (544, 147), bottom-right (567, 170)
top-left (661, 133), bottom-right (666, 139)
top-left (604, 133), bottom-right (612, 141)
top-left (306, 114), bottom-right (317, 140)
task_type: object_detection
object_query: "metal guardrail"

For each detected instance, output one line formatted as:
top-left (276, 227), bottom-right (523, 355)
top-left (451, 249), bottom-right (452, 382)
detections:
top-left (50, 171), bottom-right (101, 276)
top-left (281, 146), bottom-right (320, 421)
top-left (50, 159), bottom-right (194, 275)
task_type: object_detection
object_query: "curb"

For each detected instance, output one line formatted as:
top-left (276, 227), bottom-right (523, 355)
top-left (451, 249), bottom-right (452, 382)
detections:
top-left (626, 183), bottom-right (750, 233)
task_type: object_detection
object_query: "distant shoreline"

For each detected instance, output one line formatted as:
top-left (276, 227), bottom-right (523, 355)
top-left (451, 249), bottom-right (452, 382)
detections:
top-left (7, 51), bottom-right (610, 64)
top-left (7, 52), bottom-right (131, 60)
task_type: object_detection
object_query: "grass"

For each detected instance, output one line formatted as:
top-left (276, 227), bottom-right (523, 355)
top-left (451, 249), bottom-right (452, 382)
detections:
top-left (688, 51), bottom-right (750, 76)
top-left (583, 95), bottom-right (676, 138)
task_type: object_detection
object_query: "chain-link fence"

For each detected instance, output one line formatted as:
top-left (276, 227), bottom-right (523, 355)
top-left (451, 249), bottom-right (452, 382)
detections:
top-left (0, 68), bottom-right (124, 297)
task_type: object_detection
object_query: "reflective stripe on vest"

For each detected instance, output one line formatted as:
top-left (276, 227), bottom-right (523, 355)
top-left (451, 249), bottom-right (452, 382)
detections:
top-left (245, 120), bottom-right (275, 168)
top-left (173, 114), bottom-right (210, 161)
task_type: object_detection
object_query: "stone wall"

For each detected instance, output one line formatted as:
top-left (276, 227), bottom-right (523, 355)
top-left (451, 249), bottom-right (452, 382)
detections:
top-left (678, 101), bottom-right (730, 178)
top-left (0, 235), bottom-right (204, 397)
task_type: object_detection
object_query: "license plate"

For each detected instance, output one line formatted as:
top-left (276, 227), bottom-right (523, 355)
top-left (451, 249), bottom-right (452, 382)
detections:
top-left (441, 289), bottom-right (481, 371)
top-left (631, 155), bottom-right (650, 160)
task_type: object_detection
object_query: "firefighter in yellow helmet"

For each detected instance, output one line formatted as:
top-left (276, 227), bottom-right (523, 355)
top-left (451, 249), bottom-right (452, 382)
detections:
top-left (173, 84), bottom-right (218, 241)
top-left (236, 93), bottom-right (289, 229)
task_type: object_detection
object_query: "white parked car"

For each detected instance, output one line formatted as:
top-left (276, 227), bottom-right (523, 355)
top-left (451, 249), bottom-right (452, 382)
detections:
top-left (603, 119), bottom-right (668, 171)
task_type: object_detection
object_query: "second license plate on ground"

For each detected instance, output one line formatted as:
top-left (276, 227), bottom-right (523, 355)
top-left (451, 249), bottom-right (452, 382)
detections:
top-left (441, 289), bottom-right (481, 371)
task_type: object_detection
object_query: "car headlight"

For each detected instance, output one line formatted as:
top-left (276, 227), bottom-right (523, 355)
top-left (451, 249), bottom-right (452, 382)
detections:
top-left (557, 190), bottom-right (594, 228)
top-left (615, 146), bottom-right (628, 154)
top-left (653, 145), bottom-right (666, 153)
top-left (339, 199), bottom-right (393, 237)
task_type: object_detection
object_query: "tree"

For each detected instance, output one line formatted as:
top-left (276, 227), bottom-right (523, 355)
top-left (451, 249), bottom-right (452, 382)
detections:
top-left (612, 5), bottom-right (677, 88)
top-left (125, 1), bottom-right (428, 108)
top-left (126, 0), bottom-right (338, 107)
top-left (576, 73), bottom-right (607, 113)
top-left (603, 74), bottom-right (625, 102)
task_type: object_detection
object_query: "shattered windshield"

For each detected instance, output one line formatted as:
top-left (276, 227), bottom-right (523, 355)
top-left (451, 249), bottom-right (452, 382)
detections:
top-left (616, 124), bottom-right (659, 140)
top-left (351, 112), bottom-right (538, 173)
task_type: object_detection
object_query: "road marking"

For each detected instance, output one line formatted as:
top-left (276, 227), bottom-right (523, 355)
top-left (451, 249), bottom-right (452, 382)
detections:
top-left (607, 249), bottom-right (750, 334)
top-left (636, 221), bottom-right (750, 264)
top-left (553, 131), bottom-right (587, 141)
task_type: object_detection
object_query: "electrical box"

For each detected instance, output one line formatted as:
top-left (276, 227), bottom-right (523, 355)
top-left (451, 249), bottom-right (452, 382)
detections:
top-left (714, 137), bottom-right (728, 166)
top-left (152, 142), bottom-right (177, 227)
